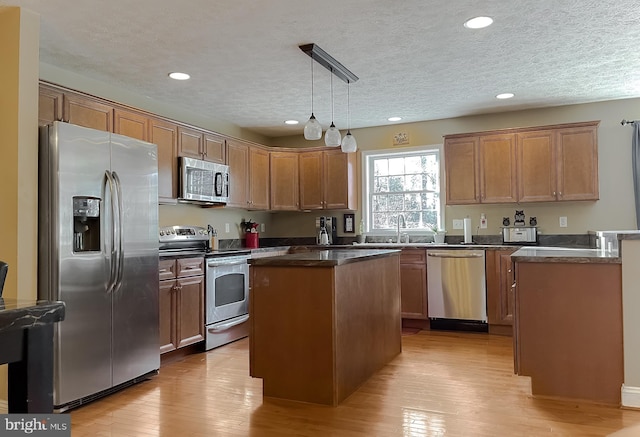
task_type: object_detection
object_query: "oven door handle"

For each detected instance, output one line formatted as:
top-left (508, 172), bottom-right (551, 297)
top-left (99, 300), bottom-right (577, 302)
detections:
top-left (208, 315), bottom-right (249, 332)
top-left (207, 260), bottom-right (248, 268)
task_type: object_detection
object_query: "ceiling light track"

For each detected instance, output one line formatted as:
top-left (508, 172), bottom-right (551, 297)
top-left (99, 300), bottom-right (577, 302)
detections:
top-left (299, 44), bottom-right (359, 84)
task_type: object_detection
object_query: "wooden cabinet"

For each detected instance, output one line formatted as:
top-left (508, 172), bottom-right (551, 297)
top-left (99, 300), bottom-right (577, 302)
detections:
top-left (159, 257), bottom-right (205, 354)
top-left (445, 134), bottom-right (516, 204)
top-left (270, 151), bottom-right (299, 211)
top-left (299, 149), bottom-right (357, 210)
top-left (64, 92), bottom-right (113, 132)
top-left (38, 84), bottom-right (63, 126)
top-left (150, 117), bottom-right (179, 202)
top-left (114, 108), bottom-right (149, 141)
top-left (486, 248), bottom-right (516, 335)
top-left (227, 139), bottom-right (270, 210)
top-left (445, 121), bottom-right (599, 205)
top-left (178, 126), bottom-right (225, 164)
top-left (400, 250), bottom-right (428, 319)
top-left (517, 123), bottom-right (599, 202)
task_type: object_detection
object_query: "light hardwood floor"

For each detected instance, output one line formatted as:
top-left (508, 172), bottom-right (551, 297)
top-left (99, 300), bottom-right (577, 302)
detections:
top-left (70, 330), bottom-right (640, 436)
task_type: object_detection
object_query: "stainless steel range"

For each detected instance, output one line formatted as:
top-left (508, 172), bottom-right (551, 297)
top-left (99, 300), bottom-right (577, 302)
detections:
top-left (159, 225), bottom-right (250, 351)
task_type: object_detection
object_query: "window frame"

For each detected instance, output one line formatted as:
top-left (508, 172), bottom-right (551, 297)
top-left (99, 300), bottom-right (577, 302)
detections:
top-left (361, 144), bottom-right (444, 236)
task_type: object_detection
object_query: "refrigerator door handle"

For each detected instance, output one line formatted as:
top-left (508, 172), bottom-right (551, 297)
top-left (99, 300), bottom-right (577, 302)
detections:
top-left (105, 170), bottom-right (117, 294)
top-left (112, 171), bottom-right (125, 293)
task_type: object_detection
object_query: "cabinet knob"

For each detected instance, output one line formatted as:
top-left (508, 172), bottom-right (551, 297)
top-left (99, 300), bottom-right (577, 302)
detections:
top-left (553, 191), bottom-right (556, 197)
top-left (559, 191), bottom-right (562, 197)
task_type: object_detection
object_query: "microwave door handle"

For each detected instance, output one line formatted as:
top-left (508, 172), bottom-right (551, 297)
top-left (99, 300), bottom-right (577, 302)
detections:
top-left (214, 172), bottom-right (223, 196)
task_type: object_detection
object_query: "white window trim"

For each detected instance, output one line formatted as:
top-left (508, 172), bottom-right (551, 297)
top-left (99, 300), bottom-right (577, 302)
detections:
top-left (361, 144), bottom-right (444, 236)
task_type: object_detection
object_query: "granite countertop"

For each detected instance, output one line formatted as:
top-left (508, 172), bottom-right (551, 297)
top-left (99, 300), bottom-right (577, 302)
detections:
top-left (248, 249), bottom-right (401, 267)
top-left (0, 298), bottom-right (65, 334)
top-left (348, 243), bottom-right (521, 250)
top-left (511, 246), bottom-right (621, 264)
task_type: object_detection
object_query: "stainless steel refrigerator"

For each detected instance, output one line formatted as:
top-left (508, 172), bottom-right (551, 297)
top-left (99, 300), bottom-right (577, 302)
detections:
top-left (38, 122), bottom-right (160, 411)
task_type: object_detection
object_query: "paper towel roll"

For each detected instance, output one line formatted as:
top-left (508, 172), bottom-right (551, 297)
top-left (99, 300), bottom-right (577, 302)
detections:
top-left (463, 218), bottom-right (473, 244)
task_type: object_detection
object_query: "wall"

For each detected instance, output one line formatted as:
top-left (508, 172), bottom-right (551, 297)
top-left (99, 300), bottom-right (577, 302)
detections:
top-left (271, 99), bottom-right (640, 237)
top-left (0, 5), bottom-right (39, 411)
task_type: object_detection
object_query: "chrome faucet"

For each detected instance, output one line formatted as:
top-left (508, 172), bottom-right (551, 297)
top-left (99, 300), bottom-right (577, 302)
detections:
top-left (397, 214), bottom-right (406, 243)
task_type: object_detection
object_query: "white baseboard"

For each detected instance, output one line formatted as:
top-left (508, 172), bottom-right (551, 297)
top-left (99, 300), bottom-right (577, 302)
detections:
top-left (622, 384), bottom-right (640, 408)
top-left (0, 399), bottom-right (7, 414)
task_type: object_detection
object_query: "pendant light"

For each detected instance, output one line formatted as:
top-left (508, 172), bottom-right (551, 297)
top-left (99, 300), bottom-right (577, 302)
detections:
top-left (303, 56), bottom-right (322, 140)
top-left (325, 69), bottom-right (341, 147)
top-left (341, 80), bottom-right (357, 153)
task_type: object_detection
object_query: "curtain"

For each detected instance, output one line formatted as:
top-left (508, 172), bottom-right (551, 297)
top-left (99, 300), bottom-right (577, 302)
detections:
top-left (633, 122), bottom-right (640, 228)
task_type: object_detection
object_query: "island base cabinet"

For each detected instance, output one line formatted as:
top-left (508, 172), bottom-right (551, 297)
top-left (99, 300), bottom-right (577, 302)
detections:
top-left (514, 262), bottom-right (622, 405)
top-left (250, 255), bottom-right (401, 406)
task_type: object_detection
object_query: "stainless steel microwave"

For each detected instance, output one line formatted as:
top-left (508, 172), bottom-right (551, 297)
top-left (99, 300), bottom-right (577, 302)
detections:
top-left (179, 157), bottom-right (229, 205)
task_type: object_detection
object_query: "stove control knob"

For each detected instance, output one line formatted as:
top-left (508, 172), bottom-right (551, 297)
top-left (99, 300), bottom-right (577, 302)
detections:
top-left (160, 230), bottom-right (165, 236)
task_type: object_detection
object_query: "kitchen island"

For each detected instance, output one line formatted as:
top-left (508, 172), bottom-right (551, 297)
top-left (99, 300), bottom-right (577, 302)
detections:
top-left (249, 249), bottom-right (401, 406)
top-left (511, 247), bottom-right (622, 404)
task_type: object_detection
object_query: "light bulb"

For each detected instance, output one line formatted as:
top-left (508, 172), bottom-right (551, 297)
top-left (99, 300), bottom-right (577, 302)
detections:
top-left (341, 131), bottom-right (357, 152)
top-left (325, 123), bottom-right (341, 147)
top-left (304, 114), bottom-right (322, 140)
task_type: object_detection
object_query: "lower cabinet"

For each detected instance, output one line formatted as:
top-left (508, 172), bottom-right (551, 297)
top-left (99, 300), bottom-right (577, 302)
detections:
top-left (159, 257), bottom-right (205, 354)
top-left (400, 250), bottom-right (428, 319)
top-left (486, 248), bottom-right (516, 335)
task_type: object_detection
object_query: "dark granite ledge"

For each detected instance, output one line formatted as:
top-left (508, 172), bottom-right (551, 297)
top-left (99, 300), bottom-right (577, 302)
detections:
top-left (248, 249), bottom-right (400, 267)
top-left (0, 298), bottom-right (65, 334)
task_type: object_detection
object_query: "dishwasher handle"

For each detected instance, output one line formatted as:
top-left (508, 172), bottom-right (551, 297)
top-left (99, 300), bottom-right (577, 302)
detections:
top-left (427, 252), bottom-right (484, 259)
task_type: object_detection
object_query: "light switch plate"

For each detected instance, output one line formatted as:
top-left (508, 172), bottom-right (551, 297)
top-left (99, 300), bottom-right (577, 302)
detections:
top-left (453, 219), bottom-right (463, 229)
top-left (260, 223), bottom-right (265, 232)
top-left (225, 223), bottom-right (230, 233)
top-left (559, 216), bottom-right (568, 228)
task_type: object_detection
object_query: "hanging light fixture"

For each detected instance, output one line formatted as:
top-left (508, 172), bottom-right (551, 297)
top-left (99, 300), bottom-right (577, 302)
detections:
top-left (324, 68), bottom-right (341, 147)
top-left (341, 80), bottom-right (357, 153)
top-left (299, 44), bottom-right (358, 151)
top-left (303, 55), bottom-right (322, 140)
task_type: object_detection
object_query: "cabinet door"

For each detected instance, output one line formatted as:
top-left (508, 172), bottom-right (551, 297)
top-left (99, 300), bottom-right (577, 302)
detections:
top-left (249, 147), bottom-right (270, 210)
top-left (159, 259), bottom-right (176, 281)
top-left (38, 84), bottom-right (63, 126)
top-left (323, 150), bottom-right (357, 210)
top-left (159, 279), bottom-right (177, 353)
top-left (486, 249), bottom-right (516, 329)
top-left (150, 118), bottom-right (179, 201)
top-left (479, 134), bottom-right (517, 203)
top-left (177, 126), bottom-right (203, 159)
top-left (176, 275), bottom-right (205, 348)
top-left (516, 130), bottom-right (556, 202)
top-left (400, 250), bottom-right (428, 319)
top-left (203, 132), bottom-right (226, 164)
top-left (299, 151), bottom-right (324, 210)
top-left (64, 93), bottom-right (113, 132)
top-left (227, 139), bottom-right (249, 208)
top-left (270, 151), bottom-right (299, 211)
top-left (498, 252), bottom-right (515, 325)
top-left (556, 125), bottom-right (599, 201)
top-left (114, 108), bottom-right (149, 141)
top-left (445, 136), bottom-right (479, 204)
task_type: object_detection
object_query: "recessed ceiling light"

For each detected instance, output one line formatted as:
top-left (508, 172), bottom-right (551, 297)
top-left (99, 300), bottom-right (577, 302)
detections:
top-left (388, 117), bottom-right (402, 122)
top-left (168, 72), bottom-right (190, 80)
top-left (285, 120), bottom-right (299, 125)
top-left (464, 16), bottom-right (493, 29)
top-left (496, 93), bottom-right (515, 99)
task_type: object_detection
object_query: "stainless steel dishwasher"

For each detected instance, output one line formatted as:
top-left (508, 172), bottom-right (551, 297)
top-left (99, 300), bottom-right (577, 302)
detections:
top-left (427, 249), bottom-right (487, 322)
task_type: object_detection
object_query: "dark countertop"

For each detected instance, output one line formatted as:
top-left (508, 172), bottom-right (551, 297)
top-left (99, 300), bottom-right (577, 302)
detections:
top-left (248, 249), bottom-right (401, 267)
top-left (347, 243), bottom-right (523, 250)
top-left (0, 298), bottom-right (65, 334)
top-left (511, 247), bottom-right (621, 264)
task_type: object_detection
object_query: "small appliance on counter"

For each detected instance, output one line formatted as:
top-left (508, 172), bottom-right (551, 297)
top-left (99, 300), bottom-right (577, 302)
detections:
top-left (502, 226), bottom-right (538, 245)
top-left (316, 216), bottom-right (337, 245)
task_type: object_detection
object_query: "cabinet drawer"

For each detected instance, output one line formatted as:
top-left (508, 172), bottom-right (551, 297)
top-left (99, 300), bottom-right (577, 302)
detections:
top-left (177, 257), bottom-right (205, 277)
top-left (400, 249), bottom-right (426, 264)
top-left (159, 259), bottom-right (177, 280)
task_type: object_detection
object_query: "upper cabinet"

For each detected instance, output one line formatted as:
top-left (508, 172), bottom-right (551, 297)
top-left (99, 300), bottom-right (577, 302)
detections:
top-left (299, 149), bottom-right (357, 210)
top-left (38, 85), bottom-right (63, 126)
top-left (270, 151), bottom-right (299, 211)
top-left (39, 84), bottom-right (113, 132)
top-left (445, 121), bottom-right (599, 205)
top-left (226, 139), bottom-right (270, 210)
top-left (178, 126), bottom-right (226, 164)
top-left (149, 117), bottom-right (179, 202)
top-left (114, 108), bottom-right (149, 141)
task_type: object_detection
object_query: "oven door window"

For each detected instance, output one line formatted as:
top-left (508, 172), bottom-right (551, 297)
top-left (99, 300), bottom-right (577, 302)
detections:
top-left (215, 273), bottom-right (246, 306)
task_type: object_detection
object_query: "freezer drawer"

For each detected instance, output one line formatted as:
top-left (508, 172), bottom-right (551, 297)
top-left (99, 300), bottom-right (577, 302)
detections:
top-left (427, 249), bottom-right (487, 322)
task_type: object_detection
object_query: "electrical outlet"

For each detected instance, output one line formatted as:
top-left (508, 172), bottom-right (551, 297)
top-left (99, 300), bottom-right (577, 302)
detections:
top-left (225, 223), bottom-right (230, 233)
top-left (260, 223), bottom-right (265, 232)
top-left (453, 219), bottom-right (463, 229)
top-left (559, 216), bottom-right (568, 228)
top-left (480, 213), bottom-right (487, 229)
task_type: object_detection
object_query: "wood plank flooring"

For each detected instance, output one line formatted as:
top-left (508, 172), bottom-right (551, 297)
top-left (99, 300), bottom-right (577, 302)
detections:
top-left (69, 330), bottom-right (640, 436)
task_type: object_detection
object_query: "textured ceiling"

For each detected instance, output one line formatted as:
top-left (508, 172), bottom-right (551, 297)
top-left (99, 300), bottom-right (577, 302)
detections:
top-left (4, 0), bottom-right (640, 137)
